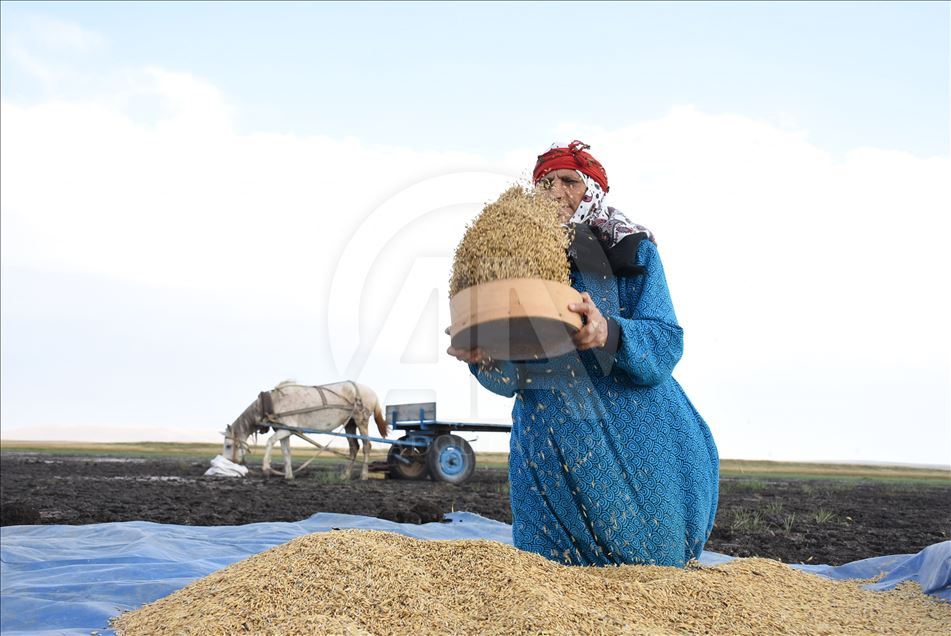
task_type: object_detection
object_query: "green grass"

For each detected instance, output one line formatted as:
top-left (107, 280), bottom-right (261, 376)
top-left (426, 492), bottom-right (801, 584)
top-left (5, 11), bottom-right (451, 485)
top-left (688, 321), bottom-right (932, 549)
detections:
top-left (307, 470), bottom-right (351, 484)
top-left (724, 479), bottom-right (767, 492)
top-left (0, 440), bottom-right (511, 469)
top-left (1, 441), bottom-right (948, 483)
top-left (729, 510), bottom-right (763, 532)
top-left (0, 440), bottom-right (225, 459)
top-left (719, 459), bottom-right (950, 484)
top-left (781, 513), bottom-right (796, 533)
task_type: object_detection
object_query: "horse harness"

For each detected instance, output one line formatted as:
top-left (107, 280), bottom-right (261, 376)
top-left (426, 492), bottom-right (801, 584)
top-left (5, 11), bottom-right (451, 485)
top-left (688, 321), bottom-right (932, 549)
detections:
top-left (259, 380), bottom-right (369, 428)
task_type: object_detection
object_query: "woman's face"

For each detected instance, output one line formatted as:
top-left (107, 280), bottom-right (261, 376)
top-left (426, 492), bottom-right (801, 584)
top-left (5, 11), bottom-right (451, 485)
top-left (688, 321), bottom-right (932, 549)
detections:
top-left (538, 169), bottom-right (587, 223)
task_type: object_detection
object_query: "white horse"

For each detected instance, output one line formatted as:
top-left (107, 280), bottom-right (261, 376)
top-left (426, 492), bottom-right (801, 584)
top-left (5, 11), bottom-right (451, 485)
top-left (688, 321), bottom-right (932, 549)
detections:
top-left (223, 380), bottom-right (389, 480)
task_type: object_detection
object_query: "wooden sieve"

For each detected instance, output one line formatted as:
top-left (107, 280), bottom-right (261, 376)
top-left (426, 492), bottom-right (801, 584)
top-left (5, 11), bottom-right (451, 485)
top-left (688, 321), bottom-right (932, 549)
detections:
top-left (449, 278), bottom-right (583, 361)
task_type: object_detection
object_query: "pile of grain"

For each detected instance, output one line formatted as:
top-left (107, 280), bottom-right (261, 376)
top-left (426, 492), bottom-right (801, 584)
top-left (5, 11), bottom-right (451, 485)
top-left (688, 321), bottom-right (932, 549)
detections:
top-left (113, 530), bottom-right (950, 635)
top-left (449, 185), bottom-right (571, 297)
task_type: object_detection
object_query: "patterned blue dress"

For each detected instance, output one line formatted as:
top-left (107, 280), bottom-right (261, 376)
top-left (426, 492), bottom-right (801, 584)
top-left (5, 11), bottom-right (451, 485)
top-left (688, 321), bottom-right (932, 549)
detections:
top-left (468, 236), bottom-right (719, 567)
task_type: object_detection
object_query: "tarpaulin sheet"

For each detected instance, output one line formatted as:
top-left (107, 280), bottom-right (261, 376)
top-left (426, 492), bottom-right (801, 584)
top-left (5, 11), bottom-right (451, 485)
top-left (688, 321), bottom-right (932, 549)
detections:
top-left (2, 512), bottom-right (948, 635)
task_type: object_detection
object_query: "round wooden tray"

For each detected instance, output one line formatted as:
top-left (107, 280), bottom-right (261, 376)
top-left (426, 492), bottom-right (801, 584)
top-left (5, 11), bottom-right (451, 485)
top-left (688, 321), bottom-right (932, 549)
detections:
top-left (449, 278), bottom-right (583, 361)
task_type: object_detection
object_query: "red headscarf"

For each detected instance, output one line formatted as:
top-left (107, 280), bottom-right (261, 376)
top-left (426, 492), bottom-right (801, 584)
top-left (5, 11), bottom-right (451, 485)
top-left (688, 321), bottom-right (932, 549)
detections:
top-left (533, 140), bottom-right (609, 192)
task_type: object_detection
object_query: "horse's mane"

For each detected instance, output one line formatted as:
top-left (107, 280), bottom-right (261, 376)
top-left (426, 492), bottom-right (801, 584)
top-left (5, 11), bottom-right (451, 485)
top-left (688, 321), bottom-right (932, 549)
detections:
top-left (275, 379), bottom-right (297, 389)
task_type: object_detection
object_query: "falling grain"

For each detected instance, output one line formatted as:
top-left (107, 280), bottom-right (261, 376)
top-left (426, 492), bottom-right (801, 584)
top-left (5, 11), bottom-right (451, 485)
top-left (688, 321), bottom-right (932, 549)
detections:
top-left (113, 530), bottom-right (950, 635)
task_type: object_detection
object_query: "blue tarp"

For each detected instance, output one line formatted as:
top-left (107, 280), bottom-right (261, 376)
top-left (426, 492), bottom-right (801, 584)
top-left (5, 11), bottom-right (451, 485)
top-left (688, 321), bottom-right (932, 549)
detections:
top-left (2, 512), bottom-right (948, 635)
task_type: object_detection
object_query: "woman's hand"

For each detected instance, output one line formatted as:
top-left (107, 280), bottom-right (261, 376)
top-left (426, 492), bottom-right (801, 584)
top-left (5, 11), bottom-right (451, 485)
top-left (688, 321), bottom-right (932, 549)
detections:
top-left (445, 326), bottom-right (491, 364)
top-left (569, 292), bottom-right (609, 351)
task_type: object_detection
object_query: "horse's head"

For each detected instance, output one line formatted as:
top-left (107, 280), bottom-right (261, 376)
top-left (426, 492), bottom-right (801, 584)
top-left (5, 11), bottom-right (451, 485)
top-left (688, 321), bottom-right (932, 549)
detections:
top-left (222, 425), bottom-right (246, 465)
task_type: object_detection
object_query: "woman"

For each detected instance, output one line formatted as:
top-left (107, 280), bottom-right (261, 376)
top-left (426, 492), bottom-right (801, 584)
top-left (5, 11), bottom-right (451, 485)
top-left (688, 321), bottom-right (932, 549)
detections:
top-left (448, 141), bottom-right (719, 567)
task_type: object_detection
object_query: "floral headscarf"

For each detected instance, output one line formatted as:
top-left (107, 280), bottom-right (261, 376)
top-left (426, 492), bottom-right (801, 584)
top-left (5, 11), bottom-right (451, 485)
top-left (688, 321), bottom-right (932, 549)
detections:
top-left (572, 172), bottom-right (654, 248)
top-left (534, 141), bottom-right (654, 248)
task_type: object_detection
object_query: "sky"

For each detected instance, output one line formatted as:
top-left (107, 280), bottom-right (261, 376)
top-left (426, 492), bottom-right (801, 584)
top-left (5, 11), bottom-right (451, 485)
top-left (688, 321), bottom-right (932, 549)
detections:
top-left (1, 1), bottom-right (949, 467)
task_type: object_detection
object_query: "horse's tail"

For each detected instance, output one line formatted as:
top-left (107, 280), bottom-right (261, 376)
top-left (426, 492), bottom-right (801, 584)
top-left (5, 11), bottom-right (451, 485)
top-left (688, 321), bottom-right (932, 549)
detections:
top-left (373, 402), bottom-right (389, 438)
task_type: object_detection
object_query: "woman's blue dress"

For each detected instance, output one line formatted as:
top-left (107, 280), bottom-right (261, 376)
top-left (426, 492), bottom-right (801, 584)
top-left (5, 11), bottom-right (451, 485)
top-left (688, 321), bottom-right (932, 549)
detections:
top-left (468, 237), bottom-right (719, 567)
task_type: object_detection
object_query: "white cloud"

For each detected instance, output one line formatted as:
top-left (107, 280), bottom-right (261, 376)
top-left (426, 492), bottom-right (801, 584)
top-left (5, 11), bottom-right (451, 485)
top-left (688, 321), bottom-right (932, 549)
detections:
top-left (2, 16), bottom-right (107, 92)
top-left (25, 15), bottom-right (106, 53)
top-left (2, 68), bottom-right (948, 465)
top-left (0, 69), bottom-right (487, 308)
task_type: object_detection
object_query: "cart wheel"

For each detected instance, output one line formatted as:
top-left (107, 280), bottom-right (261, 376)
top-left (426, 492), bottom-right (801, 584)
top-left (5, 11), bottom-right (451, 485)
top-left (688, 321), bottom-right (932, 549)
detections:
top-left (387, 436), bottom-right (430, 480)
top-left (426, 434), bottom-right (475, 485)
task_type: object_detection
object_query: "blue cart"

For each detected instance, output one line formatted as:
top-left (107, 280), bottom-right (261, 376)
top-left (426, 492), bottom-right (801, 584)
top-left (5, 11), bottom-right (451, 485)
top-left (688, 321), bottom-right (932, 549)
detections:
top-left (384, 402), bottom-right (511, 484)
top-left (267, 401), bottom-right (510, 485)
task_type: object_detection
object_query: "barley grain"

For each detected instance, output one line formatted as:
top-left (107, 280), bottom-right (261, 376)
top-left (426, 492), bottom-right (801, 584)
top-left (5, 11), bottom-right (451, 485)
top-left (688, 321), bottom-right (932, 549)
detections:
top-left (449, 185), bottom-right (571, 297)
top-left (113, 530), bottom-right (951, 635)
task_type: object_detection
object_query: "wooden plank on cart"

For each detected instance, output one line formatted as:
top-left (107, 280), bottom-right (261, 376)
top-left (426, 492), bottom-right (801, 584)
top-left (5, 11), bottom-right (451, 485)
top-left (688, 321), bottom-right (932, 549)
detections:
top-left (426, 421), bottom-right (512, 433)
top-left (389, 402), bottom-right (436, 424)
